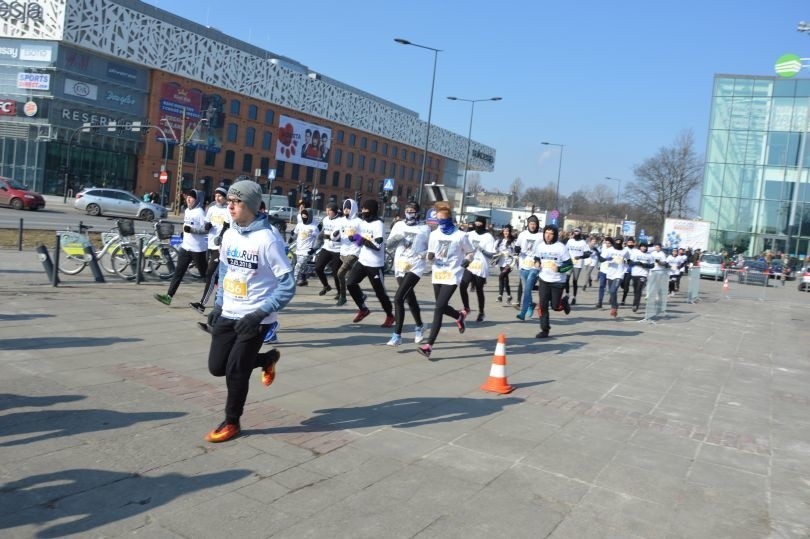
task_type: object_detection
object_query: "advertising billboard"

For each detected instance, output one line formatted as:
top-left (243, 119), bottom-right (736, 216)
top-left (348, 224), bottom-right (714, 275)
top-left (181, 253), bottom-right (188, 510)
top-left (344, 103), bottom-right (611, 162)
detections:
top-left (157, 81), bottom-right (223, 152)
top-left (276, 114), bottom-right (331, 170)
top-left (662, 219), bottom-right (710, 251)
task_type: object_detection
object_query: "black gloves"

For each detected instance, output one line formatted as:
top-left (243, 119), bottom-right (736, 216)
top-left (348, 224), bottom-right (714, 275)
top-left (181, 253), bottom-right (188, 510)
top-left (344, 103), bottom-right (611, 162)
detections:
top-left (234, 310), bottom-right (267, 337)
top-left (308, 248), bottom-right (315, 256)
top-left (183, 225), bottom-right (191, 233)
top-left (461, 258), bottom-right (471, 268)
top-left (207, 306), bottom-right (222, 327)
top-left (513, 246), bottom-right (521, 255)
top-left (204, 222), bottom-right (213, 232)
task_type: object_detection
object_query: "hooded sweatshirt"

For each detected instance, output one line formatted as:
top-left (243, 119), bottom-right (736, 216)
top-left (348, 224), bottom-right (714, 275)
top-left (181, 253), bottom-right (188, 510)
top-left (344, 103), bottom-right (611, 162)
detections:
top-left (205, 195), bottom-right (231, 251)
top-left (535, 225), bottom-right (572, 284)
top-left (217, 213), bottom-right (295, 324)
top-left (182, 189), bottom-right (208, 252)
top-left (515, 217), bottom-right (542, 270)
top-left (336, 199), bottom-right (362, 257)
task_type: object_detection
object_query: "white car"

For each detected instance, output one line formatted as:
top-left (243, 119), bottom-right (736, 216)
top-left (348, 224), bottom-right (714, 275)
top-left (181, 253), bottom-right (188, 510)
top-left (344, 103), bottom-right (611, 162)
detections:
top-left (267, 206), bottom-right (297, 222)
top-left (697, 253), bottom-right (725, 280)
top-left (74, 188), bottom-right (167, 221)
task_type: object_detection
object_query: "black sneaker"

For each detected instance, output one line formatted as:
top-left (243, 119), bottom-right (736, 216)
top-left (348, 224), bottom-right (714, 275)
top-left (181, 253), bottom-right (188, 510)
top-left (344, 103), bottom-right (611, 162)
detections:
top-left (496, 295), bottom-right (502, 302)
top-left (189, 302), bottom-right (206, 314)
top-left (417, 344), bottom-right (432, 358)
top-left (595, 302), bottom-right (603, 309)
top-left (570, 297), bottom-right (576, 306)
top-left (456, 311), bottom-right (467, 333)
top-left (476, 313), bottom-right (485, 322)
top-left (335, 296), bottom-right (347, 307)
top-left (561, 296), bottom-right (571, 315)
top-left (197, 322), bottom-right (212, 334)
top-left (536, 330), bottom-right (550, 338)
top-left (318, 285), bottom-right (332, 296)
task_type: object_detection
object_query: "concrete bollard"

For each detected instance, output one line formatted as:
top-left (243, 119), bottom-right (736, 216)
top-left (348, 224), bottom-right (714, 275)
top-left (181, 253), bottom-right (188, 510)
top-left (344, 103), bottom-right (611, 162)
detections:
top-left (36, 243), bottom-right (59, 285)
top-left (18, 218), bottom-right (23, 251)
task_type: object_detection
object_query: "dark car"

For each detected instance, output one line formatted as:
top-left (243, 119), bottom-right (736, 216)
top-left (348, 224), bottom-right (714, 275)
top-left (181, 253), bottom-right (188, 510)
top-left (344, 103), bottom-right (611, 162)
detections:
top-left (737, 260), bottom-right (770, 286)
top-left (769, 260), bottom-right (795, 281)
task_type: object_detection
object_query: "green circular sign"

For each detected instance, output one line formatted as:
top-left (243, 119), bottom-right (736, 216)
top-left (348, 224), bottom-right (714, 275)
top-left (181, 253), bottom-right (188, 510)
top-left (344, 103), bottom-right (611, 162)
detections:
top-left (775, 53), bottom-right (802, 78)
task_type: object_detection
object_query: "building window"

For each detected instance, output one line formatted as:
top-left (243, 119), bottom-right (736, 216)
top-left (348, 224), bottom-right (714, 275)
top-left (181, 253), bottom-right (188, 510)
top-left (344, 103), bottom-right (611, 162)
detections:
top-left (262, 131), bottom-right (272, 150)
top-left (291, 164), bottom-right (300, 180)
top-left (259, 157), bottom-right (270, 174)
top-left (409, 167), bottom-right (415, 180)
top-left (306, 166), bottom-right (314, 183)
top-left (389, 162), bottom-right (395, 176)
top-left (245, 127), bottom-right (256, 147)
top-left (379, 160), bottom-right (386, 174)
top-left (276, 160), bottom-right (285, 178)
top-left (205, 150), bottom-right (217, 166)
top-left (347, 152), bottom-right (354, 168)
top-left (184, 146), bottom-right (196, 164)
top-left (356, 176), bottom-right (364, 191)
top-left (349, 133), bottom-right (356, 147)
top-left (319, 169), bottom-right (327, 185)
top-left (332, 171), bottom-right (340, 187)
top-left (224, 150), bottom-right (235, 169)
top-left (334, 149), bottom-right (342, 165)
top-left (434, 158), bottom-right (440, 170)
top-left (358, 155), bottom-right (366, 170)
top-left (360, 136), bottom-right (367, 150)
top-left (227, 123), bottom-right (238, 143)
top-left (399, 164), bottom-right (405, 179)
top-left (410, 151), bottom-right (416, 162)
top-left (230, 99), bottom-right (241, 116)
top-left (427, 157), bottom-right (432, 168)
top-left (344, 173), bottom-right (352, 189)
top-left (390, 144), bottom-right (396, 157)
top-left (337, 130), bottom-right (344, 143)
top-left (371, 140), bottom-right (378, 153)
top-left (367, 178), bottom-right (374, 193)
top-left (248, 104), bottom-right (258, 120)
top-left (369, 157), bottom-right (376, 172)
top-left (264, 109), bottom-right (275, 124)
top-left (242, 153), bottom-right (253, 172)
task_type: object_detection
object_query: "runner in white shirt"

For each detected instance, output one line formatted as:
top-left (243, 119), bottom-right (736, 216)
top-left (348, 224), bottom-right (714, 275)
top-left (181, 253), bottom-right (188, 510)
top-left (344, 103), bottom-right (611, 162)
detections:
top-left (331, 199), bottom-right (362, 306)
top-left (313, 202), bottom-right (342, 297)
top-left (459, 215), bottom-right (496, 322)
top-left (515, 215), bottom-right (542, 320)
top-left (203, 180), bottom-right (294, 443)
top-left (595, 237), bottom-right (627, 317)
top-left (627, 241), bottom-right (655, 312)
top-left (417, 203), bottom-right (474, 359)
top-left (534, 225), bottom-right (573, 338)
top-left (345, 199), bottom-right (394, 327)
top-left (565, 227), bottom-right (590, 305)
top-left (493, 225), bottom-right (516, 304)
top-left (385, 201), bottom-right (431, 346)
top-left (191, 186), bottom-right (231, 313)
top-left (289, 208), bottom-right (320, 286)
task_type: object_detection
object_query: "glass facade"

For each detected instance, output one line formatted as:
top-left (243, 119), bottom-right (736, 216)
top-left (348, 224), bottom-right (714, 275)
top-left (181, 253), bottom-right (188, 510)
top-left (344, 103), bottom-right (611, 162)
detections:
top-left (702, 75), bottom-right (810, 258)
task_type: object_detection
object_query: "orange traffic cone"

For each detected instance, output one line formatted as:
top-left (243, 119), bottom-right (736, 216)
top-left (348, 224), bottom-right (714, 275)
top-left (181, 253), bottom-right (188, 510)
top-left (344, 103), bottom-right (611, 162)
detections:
top-left (481, 333), bottom-right (514, 394)
top-left (723, 278), bottom-right (729, 294)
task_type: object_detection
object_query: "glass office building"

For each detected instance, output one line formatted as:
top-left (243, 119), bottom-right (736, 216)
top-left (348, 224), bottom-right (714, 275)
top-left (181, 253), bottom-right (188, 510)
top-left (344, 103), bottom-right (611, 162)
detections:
top-left (702, 74), bottom-right (810, 258)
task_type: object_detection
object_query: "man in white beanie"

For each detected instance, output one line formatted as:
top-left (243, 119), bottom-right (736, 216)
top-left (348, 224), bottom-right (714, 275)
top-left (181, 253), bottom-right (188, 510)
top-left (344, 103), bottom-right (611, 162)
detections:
top-left (203, 180), bottom-right (294, 443)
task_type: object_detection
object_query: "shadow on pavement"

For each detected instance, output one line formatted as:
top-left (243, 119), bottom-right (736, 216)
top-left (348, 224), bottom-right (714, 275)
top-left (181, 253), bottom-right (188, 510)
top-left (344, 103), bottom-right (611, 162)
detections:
top-left (0, 393), bottom-right (85, 412)
top-left (0, 468), bottom-right (251, 538)
top-left (256, 395), bottom-right (523, 435)
top-left (0, 337), bottom-right (141, 350)
top-left (0, 313), bottom-right (55, 321)
top-left (0, 409), bottom-right (186, 446)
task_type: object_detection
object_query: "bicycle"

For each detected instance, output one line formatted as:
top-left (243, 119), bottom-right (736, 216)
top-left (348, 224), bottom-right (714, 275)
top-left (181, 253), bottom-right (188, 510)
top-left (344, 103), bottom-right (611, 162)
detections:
top-left (107, 218), bottom-right (145, 280)
top-left (56, 222), bottom-right (122, 275)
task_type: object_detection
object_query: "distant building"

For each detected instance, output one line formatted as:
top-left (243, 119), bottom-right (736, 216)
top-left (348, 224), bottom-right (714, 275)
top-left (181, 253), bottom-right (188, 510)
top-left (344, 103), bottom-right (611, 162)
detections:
top-left (561, 214), bottom-right (623, 238)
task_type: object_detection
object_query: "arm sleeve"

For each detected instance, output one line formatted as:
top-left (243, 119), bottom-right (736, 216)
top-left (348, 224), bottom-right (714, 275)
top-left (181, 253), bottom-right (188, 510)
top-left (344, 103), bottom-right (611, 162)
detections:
top-left (254, 272), bottom-right (296, 314)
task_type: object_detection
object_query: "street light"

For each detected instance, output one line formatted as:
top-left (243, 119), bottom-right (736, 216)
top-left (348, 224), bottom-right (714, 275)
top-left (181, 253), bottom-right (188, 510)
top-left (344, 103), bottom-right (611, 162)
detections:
top-left (162, 110), bottom-right (209, 215)
top-left (395, 38), bottom-right (441, 207)
top-left (541, 141), bottom-right (564, 210)
top-left (605, 176), bottom-right (621, 205)
top-left (448, 96), bottom-right (502, 222)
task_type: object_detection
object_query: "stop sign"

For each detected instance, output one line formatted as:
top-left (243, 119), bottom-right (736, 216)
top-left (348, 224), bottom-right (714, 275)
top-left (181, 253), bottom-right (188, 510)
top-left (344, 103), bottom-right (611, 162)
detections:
top-left (159, 171), bottom-right (168, 184)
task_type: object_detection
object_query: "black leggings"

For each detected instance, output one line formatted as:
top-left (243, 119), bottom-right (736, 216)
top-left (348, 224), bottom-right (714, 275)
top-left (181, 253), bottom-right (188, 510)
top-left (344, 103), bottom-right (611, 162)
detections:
top-left (537, 280), bottom-right (565, 332)
top-left (459, 269), bottom-right (486, 314)
top-left (314, 249), bottom-right (341, 289)
top-left (167, 248), bottom-right (208, 298)
top-left (498, 266), bottom-right (512, 297)
top-left (347, 263), bottom-right (393, 316)
top-left (393, 272), bottom-right (423, 334)
top-left (335, 254), bottom-right (358, 299)
top-left (200, 249), bottom-right (220, 305)
top-left (208, 318), bottom-right (269, 424)
top-left (631, 275), bottom-right (647, 308)
top-left (426, 283), bottom-right (461, 346)
top-left (621, 272), bottom-right (632, 303)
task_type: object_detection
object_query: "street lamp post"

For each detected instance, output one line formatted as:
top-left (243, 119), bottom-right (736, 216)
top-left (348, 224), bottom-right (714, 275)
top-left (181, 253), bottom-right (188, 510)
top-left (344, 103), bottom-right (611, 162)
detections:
top-left (448, 96), bottom-right (502, 222)
top-left (395, 38), bottom-right (441, 207)
top-left (605, 176), bottom-right (621, 205)
top-left (162, 109), bottom-right (208, 215)
top-left (541, 141), bottom-right (564, 210)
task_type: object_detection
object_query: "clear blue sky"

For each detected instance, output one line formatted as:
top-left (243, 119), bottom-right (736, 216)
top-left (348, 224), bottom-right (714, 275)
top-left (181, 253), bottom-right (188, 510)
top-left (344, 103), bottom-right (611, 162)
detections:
top-left (149, 0), bottom-right (808, 198)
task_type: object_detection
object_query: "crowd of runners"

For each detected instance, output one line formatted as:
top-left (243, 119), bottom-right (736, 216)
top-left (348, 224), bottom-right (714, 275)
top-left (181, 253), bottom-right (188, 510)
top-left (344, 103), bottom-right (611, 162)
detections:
top-left (153, 186), bottom-right (697, 442)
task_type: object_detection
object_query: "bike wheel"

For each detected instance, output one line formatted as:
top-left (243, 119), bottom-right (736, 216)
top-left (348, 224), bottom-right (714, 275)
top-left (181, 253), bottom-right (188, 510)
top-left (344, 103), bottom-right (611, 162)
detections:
top-left (148, 245), bottom-right (179, 280)
top-left (58, 253), bottom-right (86, 275)
top-left (110, 245), bottom-right (142, 280)
top-left (96, 249), bottom-right (117, 274)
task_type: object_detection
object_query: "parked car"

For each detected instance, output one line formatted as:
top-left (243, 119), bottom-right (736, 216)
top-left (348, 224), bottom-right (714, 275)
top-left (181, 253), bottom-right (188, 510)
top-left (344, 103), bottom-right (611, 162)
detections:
top-left (0, 176), bottom-right (46, 210)
top-left (74, 188), bottom-right (167, 221)
top-left (798, 266), bottom-right (810, 291)
top-left (697, 253), bottom-right (725, 280)
top-left (266, 205), bottom-right (297, 222)
top-left (736, 260), bottom-right (771, 286)
top-left (768, 259), bottom-right (795, 281)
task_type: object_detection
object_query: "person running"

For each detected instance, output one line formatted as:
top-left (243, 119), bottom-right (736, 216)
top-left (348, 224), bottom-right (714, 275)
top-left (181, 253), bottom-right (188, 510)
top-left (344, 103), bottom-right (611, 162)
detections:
top-left (597, 236), bottom-right (627, 317)
top-left (385, 201), bottom-right (430, 346)
top-left (313, 202), bottom-right (342, 296)
top-left (203, 180), bottom-right (294, 443)
top-left (417, 202), bottom-right (474, 359)
top-left (289, 207), bottom-right (320, 287)
top-left (534, 224), bottom-right (572, 338)
top-left (332, 198), bottom-right (362, 306)
top-left (628, 241), bottom-right (655, 312)
top-left (565, 227), bottom-right (590, 305)
top-left (154, 189), bottom-right (208, 306)
top-left (620, 237), bottom-right (636, 306)
top-left (493, 225), bottom-right (516, 304)
top-left (190, 186), bottom-right (230, 313)
top-left (582, 236), bottom-right (598, 290)
top-left (345, 199), bottom-right (395, 327)
top-left (459, 215), bottom-right (496, 322)
top-left (515, 215), bottom-right (542, 320)
top-left (666, 248), bottom-right (682, 296)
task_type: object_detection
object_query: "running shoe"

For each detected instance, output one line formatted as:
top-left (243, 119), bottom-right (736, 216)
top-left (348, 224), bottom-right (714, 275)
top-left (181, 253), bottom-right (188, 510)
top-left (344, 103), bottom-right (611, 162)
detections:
top-left (153, 293), bottom-right (172, 305)
top-left (197, 322), bottom-right (211, 334)
top-left (259, 349), bottom-right (280, 386)
top-left (456, 310), bottom-right (467, 334)
top-left (570, 297), bottom-right (576, 306)
top-left (353, 307), bottom-right (371, 323)
top-left (335, 296), bottom-right (347, 306)
top-left (476, 313), bottom-right (485, 322)
top-left (381, 314), bottom-right (395, 328)
top-left (263, 320), bottom-right (279, 344)
top-left (386, 334), bottom-right (402, 346)
top-left (296, 280), bottom-right (308, 287)
top-left (417, 344), bottom-right (432, 358)
top-left (205, 420), bottom-right (240, 443)
top-left (561, 296), bottom-right (571, 315)
top-left (318, 285), bottom-right (333, 296)
top-left (496, 295), bottom-right (502, 303)
top-left (189, 302), bottom-right (206, 314)
top-left (536, 330), bottom-right (550, 339)
top-left (506, 296), bottom-right (513, 305)
top-left (414, 325), bottom-right (424, 344)
top-left (610, 308), bottom-right (618, 317)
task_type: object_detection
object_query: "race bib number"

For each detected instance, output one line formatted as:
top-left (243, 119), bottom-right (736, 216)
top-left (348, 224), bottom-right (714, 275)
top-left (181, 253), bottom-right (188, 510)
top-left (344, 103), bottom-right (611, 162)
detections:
top-left (395, 259), bottom-right (412, 272)
top-left (612, 255), bottom-right (624, 265)
top-left (345, 227), bottom-right (356, 237)
top-left (541, 260), bottom-right (558, 272)
top-left (520, 257), bottom-right (534, 269)
top-left (469, 260), bottom-right (484, 272)
top-left (223, 272), bottom-right (248, 299)
top-left (434, 269), bottom-right (452, 281)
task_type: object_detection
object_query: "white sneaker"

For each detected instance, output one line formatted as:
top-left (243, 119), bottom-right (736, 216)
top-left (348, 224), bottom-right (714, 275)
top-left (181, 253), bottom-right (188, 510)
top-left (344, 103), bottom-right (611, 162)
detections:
top-left (414, 326), bottom-right (424, 344)
top-left (386, 334), bottom-right (402, 346)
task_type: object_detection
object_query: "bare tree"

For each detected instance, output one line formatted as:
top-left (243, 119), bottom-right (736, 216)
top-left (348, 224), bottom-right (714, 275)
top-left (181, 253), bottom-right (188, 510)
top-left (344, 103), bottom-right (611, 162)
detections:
top-left (508, 177), bottom-right (524, 206)
top-left (464, 172), bottom-right (483, 195)
top-left (625, 130), bottom-right (704, 234)
top-left (519, 183), bottom-right (556, 211)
